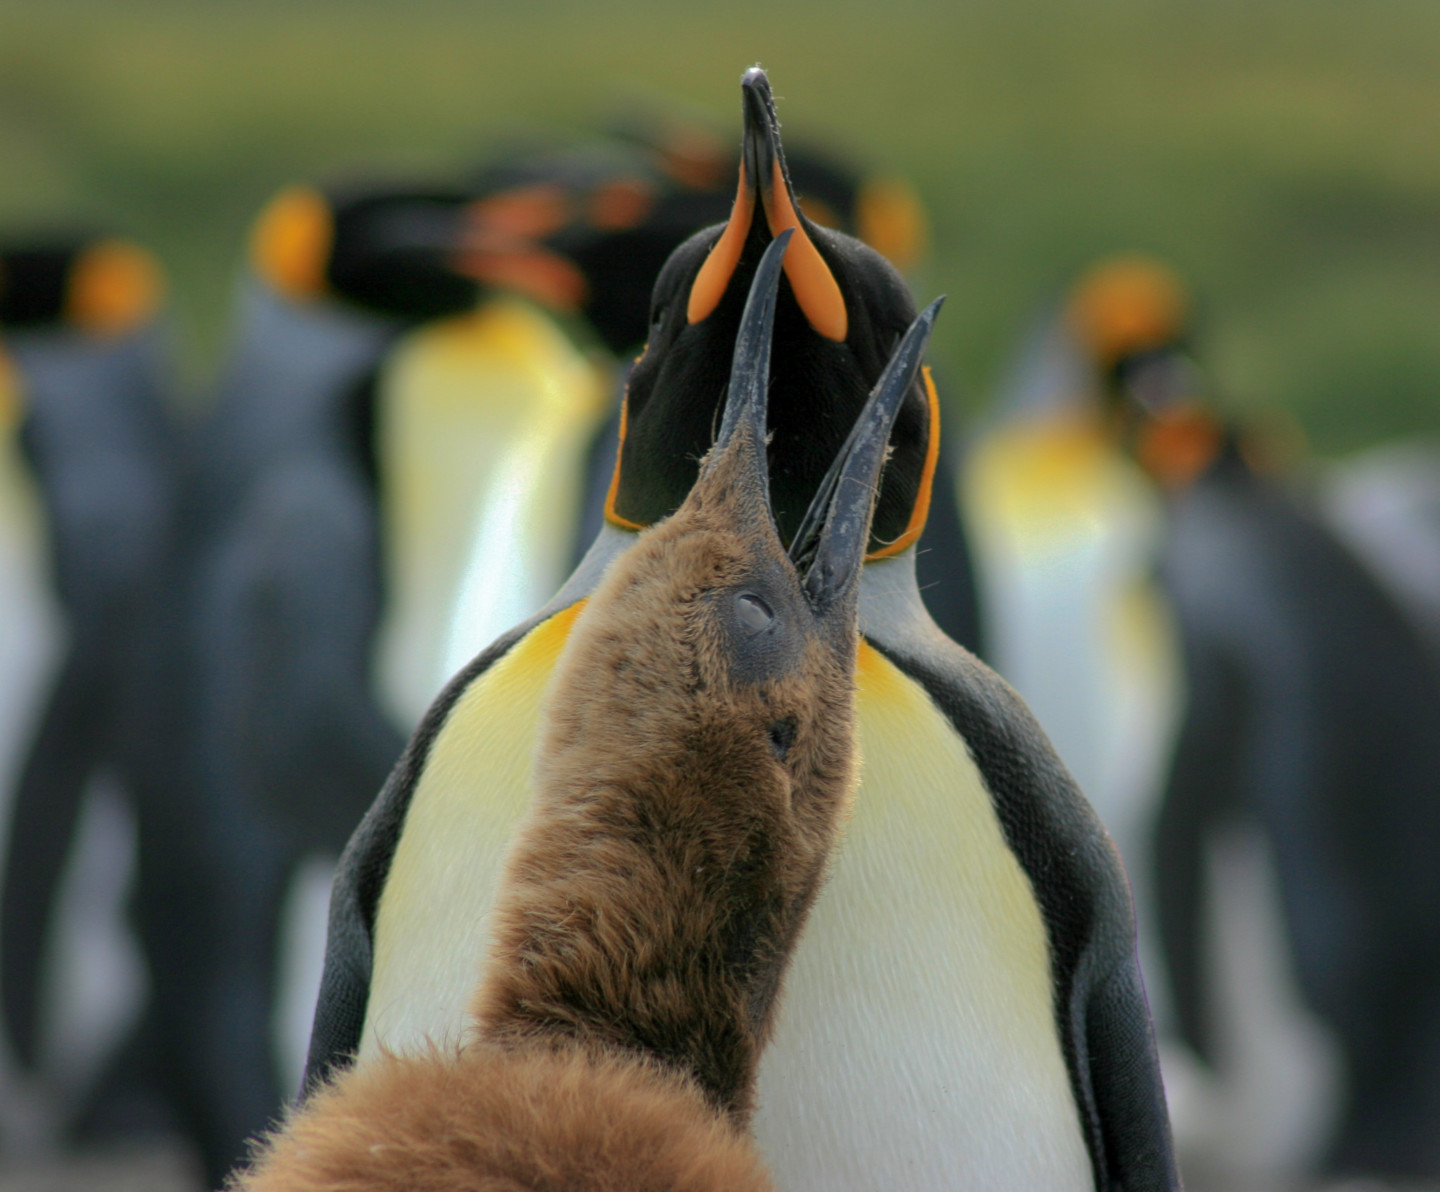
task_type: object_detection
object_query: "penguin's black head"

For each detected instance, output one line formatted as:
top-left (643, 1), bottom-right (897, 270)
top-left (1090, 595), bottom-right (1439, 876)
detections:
top-left (250, 183), bottom-right (484, 320)
top-left (0, 236), bottom-right (163, 336)
top-left (1065, 255), bottom-right (1226, 488)
top-left (606, 68), bottom-right (940, 556)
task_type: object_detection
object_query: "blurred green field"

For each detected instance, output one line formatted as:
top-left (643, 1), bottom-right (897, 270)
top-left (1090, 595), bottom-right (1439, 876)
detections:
top-left (2, 0), bottom-right (1438, 455)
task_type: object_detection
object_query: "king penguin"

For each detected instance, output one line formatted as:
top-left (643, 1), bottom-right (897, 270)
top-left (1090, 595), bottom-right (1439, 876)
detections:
top-left (443, 122), bottom-right (981, 665)
top-left (972, 258), bottom-right (1344, 1181)
top-left (303, 69), bottom-right (1176, 1192)
top-left (1076, 263), bottom-right (1440, 1184)
top-left (0, 235), bottom-right (179, 1144)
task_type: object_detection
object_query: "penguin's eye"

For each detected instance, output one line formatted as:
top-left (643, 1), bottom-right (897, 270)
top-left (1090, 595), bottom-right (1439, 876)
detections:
top-left (767, 717), bottom-right (797, 760)
top-left (736, 592), bottom-right (774, 636)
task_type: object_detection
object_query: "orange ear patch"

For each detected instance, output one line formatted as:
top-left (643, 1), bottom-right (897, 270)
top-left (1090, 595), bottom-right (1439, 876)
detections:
top-left (469, 185), bottom-right (571, 241)
top-left (856, 177), bottom-right (928, 273)
top-left (66, 240), bottom-right (165, 335)
top-left (866, 365), bottom-right (939, 559)
top-left (253, 187), bottom-right (334, 300)
top-left (1067, 256), bottom-right (1187, 366)
top-left (1137, 407), bottom-right (1221, 490)
top-left (687, 164), bottom-right (755, 326)
top-left (588, 179), bottom-right (654, 231)
top-left (762, 162), bottom-right (846, 343)
top-left (251, 187), bottom-right (333, 300)
top-left (454, 247), bottom-right (588, 314)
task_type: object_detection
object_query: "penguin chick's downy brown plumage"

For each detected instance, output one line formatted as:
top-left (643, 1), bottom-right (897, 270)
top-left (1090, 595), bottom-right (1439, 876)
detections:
top-left (234, 233), bottom-right (937, 1192)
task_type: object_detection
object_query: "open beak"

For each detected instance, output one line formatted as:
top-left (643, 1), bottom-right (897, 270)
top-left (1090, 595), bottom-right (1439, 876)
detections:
top-left (694, 229), bottom-right (942, 610)
top-left (686, 67), bottom-right (848, 342)
top-left (789, 296), bottom-right (945, 612)
top-left (691, 228), bottom-right (792, 516)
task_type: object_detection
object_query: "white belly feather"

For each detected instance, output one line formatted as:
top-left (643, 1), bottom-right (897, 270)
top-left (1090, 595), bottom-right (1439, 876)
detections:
top-left (0, 426), bottom-right (65, 827)
top-left (751, 643), bottom-right (1091, 1191)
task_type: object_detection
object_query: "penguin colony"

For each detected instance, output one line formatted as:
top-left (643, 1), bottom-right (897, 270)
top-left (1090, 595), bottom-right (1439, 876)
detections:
top-left (0, 61), bottom-right (1435, 1192)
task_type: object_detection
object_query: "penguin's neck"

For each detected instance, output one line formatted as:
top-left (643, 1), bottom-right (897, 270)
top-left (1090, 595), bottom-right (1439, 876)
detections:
top-left (471, 769), bottom-right (771, 1122)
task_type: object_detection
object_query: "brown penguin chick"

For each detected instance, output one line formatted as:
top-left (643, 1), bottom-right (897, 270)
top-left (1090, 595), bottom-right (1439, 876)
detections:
top-left (472, 419), bottom-right (857, 1123)
top-left (232, 233), bottom-right (939, 1192)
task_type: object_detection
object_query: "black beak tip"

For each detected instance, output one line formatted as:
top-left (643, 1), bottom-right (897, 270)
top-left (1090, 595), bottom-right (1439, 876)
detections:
top-left (709, 227), bottom-right (794, 459)
top-left (905, 297), bottom-right (946, 359)
top-left (740, 68), bottom-right (780, 187)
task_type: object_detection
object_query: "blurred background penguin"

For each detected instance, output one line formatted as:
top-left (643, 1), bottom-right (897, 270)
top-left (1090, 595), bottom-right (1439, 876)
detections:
top-left (0, 236), bottom-right (183, 1152)
top-left (181, 176), bottom-right (615, 1179)
top-left (971, 253), bottom-right (1440, 1188)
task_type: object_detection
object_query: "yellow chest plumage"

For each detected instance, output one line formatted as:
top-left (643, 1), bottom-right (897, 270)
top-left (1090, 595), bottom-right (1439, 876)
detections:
top-left (363, 617), bottom-right (1090, 1190)
top-left (363, 601), bottom-right (584, 1056)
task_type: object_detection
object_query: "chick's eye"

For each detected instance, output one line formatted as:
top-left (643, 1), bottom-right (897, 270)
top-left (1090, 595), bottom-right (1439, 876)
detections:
top-left (736, 592), bottom-right (774, 636)
top-left (650, 302), bottom-right (667, 328)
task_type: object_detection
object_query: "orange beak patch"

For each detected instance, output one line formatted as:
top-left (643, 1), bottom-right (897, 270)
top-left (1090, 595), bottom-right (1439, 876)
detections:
top-left (686, 164), bottom-right (755, 327)
top-left (762, 161), bottom-right (847, 343)
top-left (685, 161), bottom-right (848, 342)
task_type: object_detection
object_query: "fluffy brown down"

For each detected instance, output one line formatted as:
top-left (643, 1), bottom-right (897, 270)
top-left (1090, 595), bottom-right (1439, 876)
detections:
top-left (477, 477), bottom-right (857, 1122)
top-left (239, 1043), bottom-right (774, 1192)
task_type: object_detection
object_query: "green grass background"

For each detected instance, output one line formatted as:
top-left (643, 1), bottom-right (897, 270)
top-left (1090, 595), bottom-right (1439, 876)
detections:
top-left (2, 0), bottom-right (1438, 455)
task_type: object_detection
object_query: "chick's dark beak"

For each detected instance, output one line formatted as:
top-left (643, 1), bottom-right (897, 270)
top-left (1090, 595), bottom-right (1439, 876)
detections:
top-left (690, 230), bottom-right (792, 524)
top-left (686, 67), bottom-right (847, 342)
top-left (790, 296), bottom-right (945, 612)
top-left (691, 233), bottom-right (943, 617)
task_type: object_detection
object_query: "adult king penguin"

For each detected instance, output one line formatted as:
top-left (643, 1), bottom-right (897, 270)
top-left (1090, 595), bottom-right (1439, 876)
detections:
top-left (442, 122), bottom-right (980, 663)
top-left (305, 71), bottom-right (1177, 1192)
top-left (237, 235), bottom-right (912, 1192)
